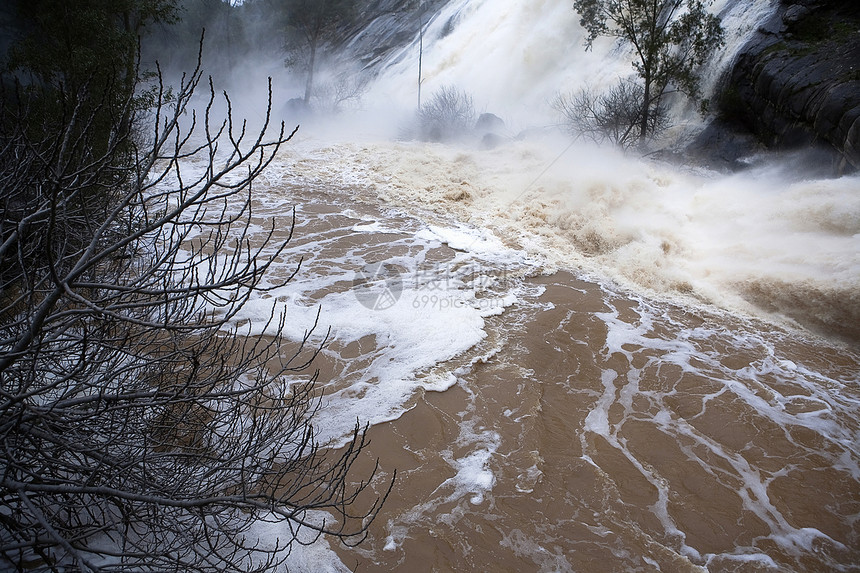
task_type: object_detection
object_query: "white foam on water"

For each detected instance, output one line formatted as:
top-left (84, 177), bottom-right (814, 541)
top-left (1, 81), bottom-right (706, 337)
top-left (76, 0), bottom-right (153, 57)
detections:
top-left (298, 138), bottom-right (860, 340)
top-left (380, 431), bottom-right (501, 551)
top-left (456, 448), bottom-right (497, 505)
top-left (705, 551), bottom-right (780, 569)
top-left (151, 147), bottom-right (539, 569)
top-left (582, 369), bottom-right (618, 439)
top-left (350, 220), bottom-right (402, 234)
top-left (585, 287), bottom-right (860, 565)
top-left (242, 511), bottom-right (353, 573)
top-left (416, 222), bottom-right (512, 255)
top-left (252, 130), bottom-right (859, 565)
top-left (206, 205), bottom-right (534, 444)
top-left (499, 529), bottom-right (577, 573)
top-left (374, 368), bottom-right (505, 555)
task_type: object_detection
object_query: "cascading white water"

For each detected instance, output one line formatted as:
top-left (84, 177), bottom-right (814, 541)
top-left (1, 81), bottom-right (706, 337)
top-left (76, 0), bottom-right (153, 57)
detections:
top-left (371, 0), bottom-right (626, 127)
top-left (369, 0), bottom-right (777, 129)
top-left (340, 0), bottom-right (859, 341)
top-left (701, 0), bottom-right (780, 101)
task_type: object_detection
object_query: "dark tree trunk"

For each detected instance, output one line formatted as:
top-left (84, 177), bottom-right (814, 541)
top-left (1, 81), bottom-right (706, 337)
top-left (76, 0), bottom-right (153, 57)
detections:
top-left (640, 70), bottom-right (651, 143)
top-left (304, 41), bottom-right (317, 105)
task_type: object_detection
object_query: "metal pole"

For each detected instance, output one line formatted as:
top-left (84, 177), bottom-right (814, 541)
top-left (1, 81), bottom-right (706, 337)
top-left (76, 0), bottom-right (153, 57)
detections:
top-left (418, 0), bottom-right (424, 109)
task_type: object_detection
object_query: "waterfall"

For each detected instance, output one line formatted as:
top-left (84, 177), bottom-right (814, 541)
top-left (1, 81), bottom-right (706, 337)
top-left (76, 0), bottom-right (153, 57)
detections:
top-left (367, 0), bottom-right (780, 131)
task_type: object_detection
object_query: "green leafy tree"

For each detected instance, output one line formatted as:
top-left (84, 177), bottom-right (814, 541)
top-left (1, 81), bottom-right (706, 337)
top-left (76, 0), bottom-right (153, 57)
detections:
top-left (279, 0), bottom-right (355, 105)
top-left (150, 0), bottom-right (258, 78)
top-left (3, 0), bottom-right (176, 152)
top-left (6, 0), bottom-right (177, 79)
top-left (572, 0), bottom-right (724, 143)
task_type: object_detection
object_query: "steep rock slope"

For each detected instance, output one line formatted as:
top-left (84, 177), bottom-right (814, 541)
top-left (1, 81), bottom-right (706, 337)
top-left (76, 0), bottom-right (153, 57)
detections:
top-left (721, 0), bottom-right (860, 172)
top-left (341, 0), bottom-right (451, 73)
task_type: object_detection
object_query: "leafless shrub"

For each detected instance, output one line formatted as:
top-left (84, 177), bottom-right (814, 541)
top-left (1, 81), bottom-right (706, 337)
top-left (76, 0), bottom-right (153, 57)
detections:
top-left (0, 47), bottom-right (391, 572)
top-left (312, 73), bottom-right (369, 113)
top-left (554, 79), bottom-right (669, 149)
top-left (417, 85), bottom-right (475, 142)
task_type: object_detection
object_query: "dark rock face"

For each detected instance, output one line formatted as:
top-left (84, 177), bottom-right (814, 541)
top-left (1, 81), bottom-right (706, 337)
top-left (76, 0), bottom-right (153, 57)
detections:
top-left (685, 118), bottom-right (764, 172)
top-left (340, 0), bottom-right (452, 73)
top-left (719, 0), bottom-right (860, 172)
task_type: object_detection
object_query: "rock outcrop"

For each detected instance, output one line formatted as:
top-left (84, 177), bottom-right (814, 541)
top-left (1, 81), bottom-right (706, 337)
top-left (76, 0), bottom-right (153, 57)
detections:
top-left (341, 0), bottom-right (451, 73)
top-left (718, 0), bottom-right (860, 172)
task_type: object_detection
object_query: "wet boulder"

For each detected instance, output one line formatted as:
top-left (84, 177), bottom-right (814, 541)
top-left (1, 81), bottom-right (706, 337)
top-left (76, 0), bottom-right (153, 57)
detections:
top-left (475, 113), bottom-right (506, 135)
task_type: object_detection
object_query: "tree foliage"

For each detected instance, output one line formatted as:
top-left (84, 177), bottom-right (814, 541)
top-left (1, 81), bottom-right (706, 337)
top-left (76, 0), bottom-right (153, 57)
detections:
top-left (279, 0), bottom-right (356, 105)
top-left (0, 28), bottom-right (390, 573)
top-left (2, 0), bottom-right (179, 161)
top-left (572, 0), bottom-right (724, 143)
top-left (6, 0), bottom-right (177, 84)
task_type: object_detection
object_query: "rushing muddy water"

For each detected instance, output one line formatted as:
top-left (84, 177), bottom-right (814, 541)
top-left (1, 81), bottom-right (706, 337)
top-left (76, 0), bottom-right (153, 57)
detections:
top-left (338, 273), bottom-right (860, 572)
top-left (205, 134), bottom-right (860, 572)
top-left (180, 0), bottom-right (860, 567)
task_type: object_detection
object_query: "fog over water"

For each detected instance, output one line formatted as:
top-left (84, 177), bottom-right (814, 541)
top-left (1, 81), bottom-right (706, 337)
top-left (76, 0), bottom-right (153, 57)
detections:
top-left (172, 0), bottom-right (860, 570)
top-left (277, 0), bottom-right (859, 343)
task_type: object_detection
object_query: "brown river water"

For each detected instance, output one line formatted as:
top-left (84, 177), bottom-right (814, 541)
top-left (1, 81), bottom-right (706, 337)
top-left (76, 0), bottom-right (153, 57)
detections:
top-left (338, 271), bottom-right (860, 572)
top-left (212, 137), bottom-right (860, 572)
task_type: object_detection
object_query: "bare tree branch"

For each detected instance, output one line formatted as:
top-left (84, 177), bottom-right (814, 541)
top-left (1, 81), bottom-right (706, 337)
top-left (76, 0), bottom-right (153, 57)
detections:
top-left (1, 37), bottom-right (392, 572)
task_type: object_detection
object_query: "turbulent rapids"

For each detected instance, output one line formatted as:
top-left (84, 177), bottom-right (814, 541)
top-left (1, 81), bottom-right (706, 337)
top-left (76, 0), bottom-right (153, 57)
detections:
top-left (195, 0), bottom-right (860, 570)
top-left (218, 129), bottom-right (860, 571)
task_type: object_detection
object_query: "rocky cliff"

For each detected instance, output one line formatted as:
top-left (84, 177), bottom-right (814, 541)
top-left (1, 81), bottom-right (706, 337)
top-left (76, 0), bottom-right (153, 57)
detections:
top-left (341, 0), bottom-right (451, 73)
top-left (718, 0), bottom-right (860, 173)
